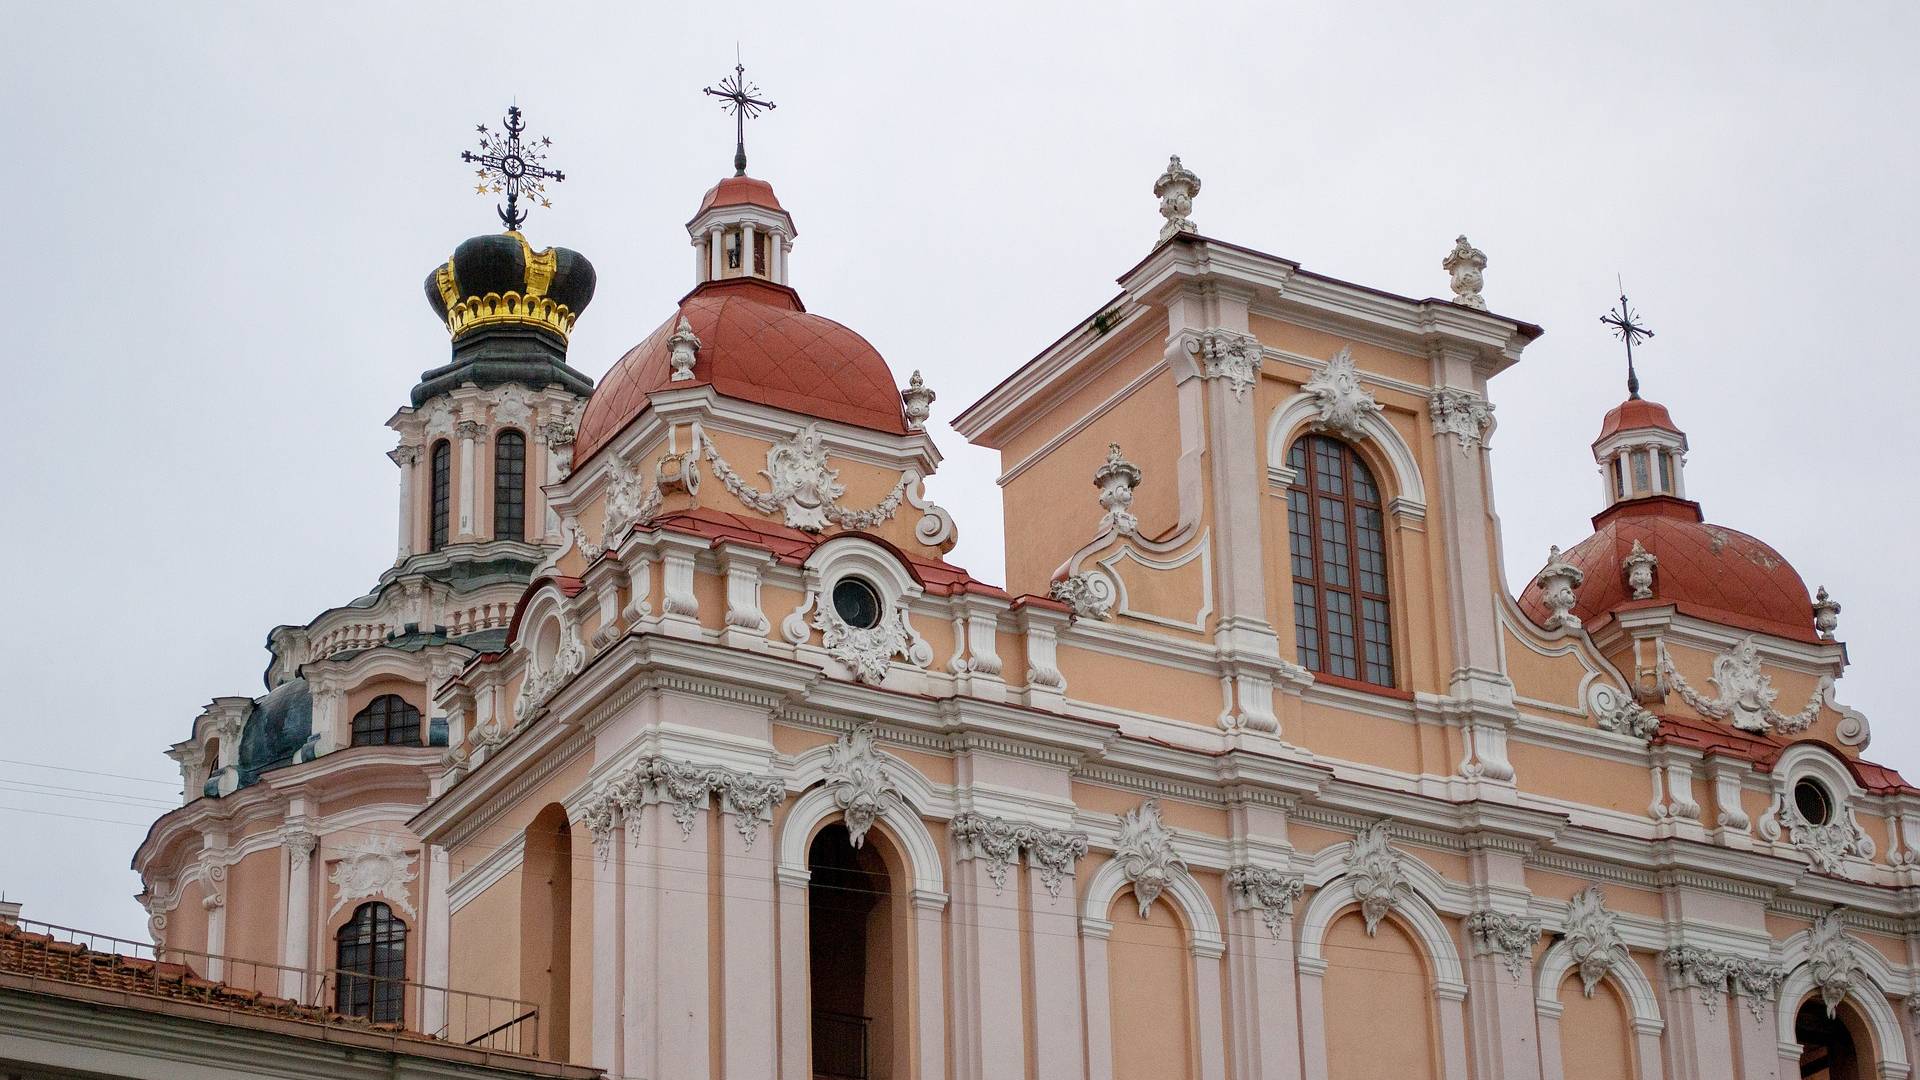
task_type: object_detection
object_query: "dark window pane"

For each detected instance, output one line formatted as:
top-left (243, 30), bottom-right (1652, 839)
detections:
top-left (336, 902), bottom-right (407, 1024)
top-left (352, 695), bottom-right (422, 748)
top-left (493, 431), bottom-right (526, 542)
top-left (1286, 434), bottom-right (1394, 687)
top-left (430, 441), bottom-right (451, 552)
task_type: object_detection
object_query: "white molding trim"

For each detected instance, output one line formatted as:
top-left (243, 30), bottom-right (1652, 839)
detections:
top-left (1267, 390), bottom-right (1426, 515)
top-left (776, 783), bottom-right (946, 897)
top-left (1296, 850), bottom-right (1467, 993)
top-left (447, 831), bottom-right (524, 914)
top-left (1534, 938), bottom-right (1664, 1030)
top-left (1078, 855), bottom-right (1225, 958)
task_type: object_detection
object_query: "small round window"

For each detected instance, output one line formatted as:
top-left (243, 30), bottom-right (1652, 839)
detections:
top-left (1793, 778), bottom-right (1833, 826)
top-left (831, 577), bottom-right (884, 630)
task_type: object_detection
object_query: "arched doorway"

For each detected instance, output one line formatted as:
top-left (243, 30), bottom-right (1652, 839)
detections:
top-left (1797, 997), bottom-right (1872, 1080)
top-left (807, 821), bottom-right (908, 1080)
top-left (520, 804), bottom-right (572, 1059)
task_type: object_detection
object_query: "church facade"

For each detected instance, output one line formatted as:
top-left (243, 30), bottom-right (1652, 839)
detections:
top-left (130, 126), bottom-right (1920, 1080)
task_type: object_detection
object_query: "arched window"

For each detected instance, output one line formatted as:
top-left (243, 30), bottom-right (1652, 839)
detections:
top-left (429, 440), bottom-right (451, 552)
top-left (1286, 434), bottom-right (1394, 687)
top-left (493, 430), bottom-right (526, 542)
top-left (351, 695), bottom-right (421, 747)
top-left (336, 901), bottom-right (406, 1023)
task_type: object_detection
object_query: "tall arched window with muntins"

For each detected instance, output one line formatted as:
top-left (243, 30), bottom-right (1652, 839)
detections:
top-left (336, 901), bottom-right (406, 1023)
top-left (1287, 434), bottom-right (1394, 686)
top-left (493, 430), bottom-right (525, 541)
top-left (429, 439), bottom-right (451, 551)
top-left (351, 694), bottom-right (421, 747)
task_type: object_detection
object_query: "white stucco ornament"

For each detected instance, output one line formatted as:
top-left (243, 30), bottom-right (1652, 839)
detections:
top-left (1050, 570), bottom-right (1115, 620)
top-left (1623, 539), bottom-right (1658, 600)
top-left (1663, 946), bottom-right (1736, 1015)
top-left (1186, 328), bottom-right (1264, 401)
top-left (1114, 799), bottom-right (1186, 917)
top-left (1808, 909), bottom-right (1862, 1018)
top-left (1441, 234), bottom-right (1488, 310)
top-left (1661, 637), bottom-right (1824, 735)
top-left (700, 423), bottom-right (913, 533)
top-left (1346, 820), bottom-right (1409, 936)
top-left (824, 725), bottom-right (899, 849)
top-left (1301, 345), bottom-right (1382, 442)
top-left (1533, 545), bottom-right (1585, 631)
top-left (1468, 910), bottom-right (1541, 982)
top-left (1813, 586), bottom-right (1842, 640)
top-left (1589, 682), bottom-right (1659, 740)
top-left (329, 834), bottom-right (418, 919)
top-left (901, 370), bottom-right (935, 431)
top-left (1153, 154), bottom-right (1201, 241)
top-left (1227, 865), bottom-right (1305, 939)
top-left (1563, 886), bottom-right (1628, 997)
top-left (666, 315), bottom-right (702, 382)
top-left (1765, 788), bottom-right (1873, 875)
top-left (1428, 387), bottom-right (1494, 452)
top-left (1093, 443), bottom-right (1143, 535)
top-left (813, 598), bottom-right (933, 685)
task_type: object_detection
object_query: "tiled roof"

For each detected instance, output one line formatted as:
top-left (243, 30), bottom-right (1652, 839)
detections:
top-left (573, 277), bottom-right (908, 469)
top-left (1594, 396), bottom-right (1684, 445)
top-left (0, 922), bottom-right (376, 1030)
top-left (1518, 495), bottom-right (1820, 643)
top-left (692, 175), bottom-right (787, 219)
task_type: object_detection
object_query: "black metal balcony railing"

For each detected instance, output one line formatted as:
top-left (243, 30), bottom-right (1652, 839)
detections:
top-left (812, 1009), bottom-right (871, 1080)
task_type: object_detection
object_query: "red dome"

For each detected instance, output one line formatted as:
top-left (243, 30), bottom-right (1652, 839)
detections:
top-left (690, 175), bottom-right (787, 221)
top-left (573, 277), bottom-right (907, 467)
top-left (1594, 397), bottom-right (1684, 446)
top-left (1519, 496), bottom-right (1819, 642)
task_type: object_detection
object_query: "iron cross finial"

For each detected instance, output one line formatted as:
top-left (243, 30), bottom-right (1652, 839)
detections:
top-left (460, 104), bottom-right (565, 232)
top-left (703, 60), bottom-right (775, 177)
top-left (1600, 278), bottom-right (1655, 400)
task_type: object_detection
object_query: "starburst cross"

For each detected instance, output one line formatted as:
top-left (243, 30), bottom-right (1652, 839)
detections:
top-left (1600, 279), bottom-right (1655, 400)
top-left (461, 105), bottom-right (565, 232)
top-left (703, 61), bottom-right (776, 177)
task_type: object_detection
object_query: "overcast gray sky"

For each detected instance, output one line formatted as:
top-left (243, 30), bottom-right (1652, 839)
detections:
top-left (4, 1), bottom-right (1916, 941)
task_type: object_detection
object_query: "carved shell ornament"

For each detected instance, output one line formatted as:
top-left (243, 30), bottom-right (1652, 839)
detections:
top-left (1301, 346), bottom-right (1383, 442)
top-left (1345, 820), bottom-right (1409, 936)
top-left (1563, 886), bottom-right (1628, 997)
top-left (823, 724), bottom-right (899, 849)
top-left (1113, 799), bottom-right (1186, 917)
top-left (328, 834), bottom-right (418, 919)
top-left (1807, 909), bottom-right (1862, 1018)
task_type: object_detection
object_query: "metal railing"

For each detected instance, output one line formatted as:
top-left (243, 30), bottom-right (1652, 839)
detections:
top-left (811, 1009), bottom-right (870, 1080)
top-left (2, 919), bottom-right (541, 1056)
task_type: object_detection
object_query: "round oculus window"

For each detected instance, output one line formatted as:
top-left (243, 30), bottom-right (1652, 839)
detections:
top-left (831, 577), bottom-right (884, 630)
top-left (1793, 778), bottom-right (1833, 827)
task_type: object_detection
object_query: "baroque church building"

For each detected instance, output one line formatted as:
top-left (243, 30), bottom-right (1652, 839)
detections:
top-left (131, 111), bottom-right (1919, 1080)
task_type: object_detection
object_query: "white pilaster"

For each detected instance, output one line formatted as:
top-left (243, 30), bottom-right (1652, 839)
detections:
top-left (456, 420), bottom-right (482, 540)
top-left (776, 867), bottom-right (811, 1080)
top-left (279, 828), bottom-right (317, 1001)
top-left (391, 446), bottom-right (417, 561)
top-left (1080, 917), bottom-right (1115, 1080)
top-left (420, 845), bottom-right (450, 1034)
top-left (1194, 943), bottom-right (1229, 1080)
top-left (592, 825), bottom-right (624, 1072)
top-left (910, 889), bottom-right (948, 1080)
top-left (742, 222), bottom-right (756, 277)
top-left (718, 795), bottom-right (778, 1078)
top-left (709, 228), bottom-right (724, 280)
top-left (951, 848), bottom-right (1025, 1079)
top-left (650, 783), bottom-right (710, 1079)
top-left (1225, 904), bottom-right (1303, 1080)
top-left (1026, 853), bottom-right (1084, 1080)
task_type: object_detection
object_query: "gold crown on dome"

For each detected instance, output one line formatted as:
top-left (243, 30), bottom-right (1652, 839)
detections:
top-left (428, 231), bottom-right (592, 343)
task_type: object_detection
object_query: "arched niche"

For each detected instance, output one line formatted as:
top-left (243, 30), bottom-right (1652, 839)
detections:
top-left (1533, 939), bottom-right (1665, 1080)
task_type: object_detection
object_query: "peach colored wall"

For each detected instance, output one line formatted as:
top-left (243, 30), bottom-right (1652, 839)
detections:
top-left (1073, 785), bottom-right (1227, 838)
top-left (450, 867), bottom-right (524, 1016)
top-left (1556, 972), bottom-right (1635, 1080)
top-left (1107, 890), bottom-right (1195, 1080)
top-left (1506, 741), bottom-right (1654, 818)
top-left (1290, 699), bottom-right (1424, 776)
top-left (1248, 317), bottom-right (1431, 388)
top-left (998, 337), bottom-right (1180, 598)
top-left (1054, 643), bottom-right (1220, 727)
top-left (222, 847), bottom-right (282, 968)
top-left (567, 818), bottom-right (594, 1065)
top-left (1322, 910), bottom-right (1438, 1080)
top-left (1502, 629), bottom-right (1592, 709)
